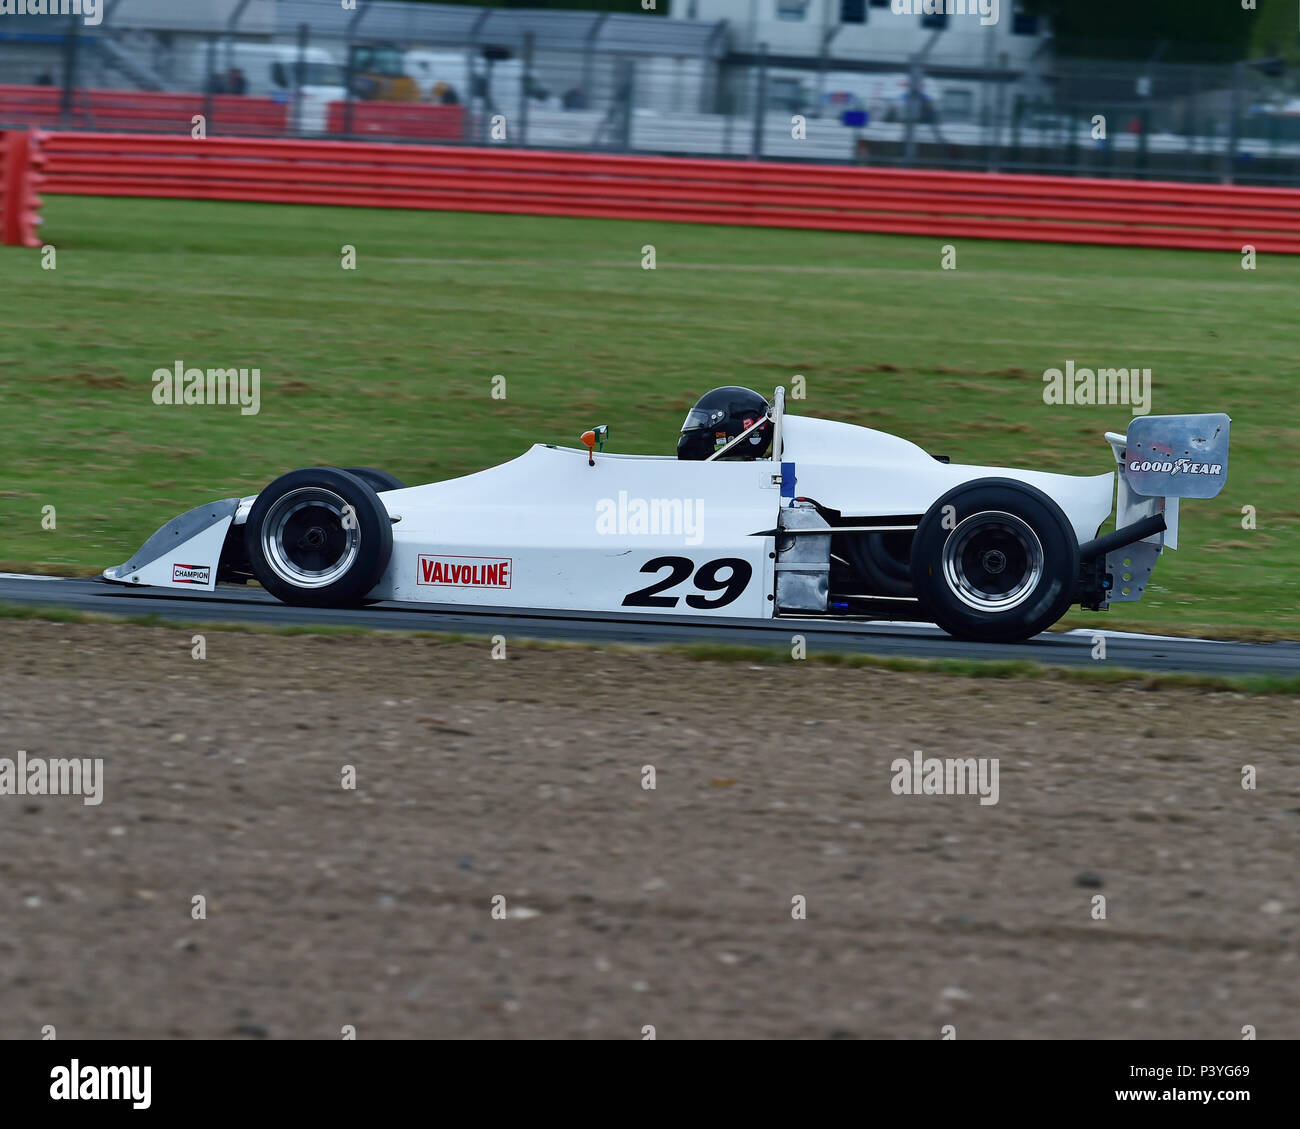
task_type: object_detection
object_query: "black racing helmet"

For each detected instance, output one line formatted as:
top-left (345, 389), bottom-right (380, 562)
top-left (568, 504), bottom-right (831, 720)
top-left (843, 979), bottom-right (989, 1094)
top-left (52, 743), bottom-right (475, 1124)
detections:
top-left (677, 386), bottom-right (772, 461)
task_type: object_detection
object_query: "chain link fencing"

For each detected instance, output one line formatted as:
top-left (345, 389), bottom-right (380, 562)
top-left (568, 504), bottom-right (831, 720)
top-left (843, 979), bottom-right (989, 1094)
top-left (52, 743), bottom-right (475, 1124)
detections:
top-left (0, 2), bottom-right (1296, 184)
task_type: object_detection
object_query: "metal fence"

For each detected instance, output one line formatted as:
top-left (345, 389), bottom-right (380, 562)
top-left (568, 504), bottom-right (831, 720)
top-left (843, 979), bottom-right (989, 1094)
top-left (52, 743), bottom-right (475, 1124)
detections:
top-left (0, 2), bottom-right (1297, 185)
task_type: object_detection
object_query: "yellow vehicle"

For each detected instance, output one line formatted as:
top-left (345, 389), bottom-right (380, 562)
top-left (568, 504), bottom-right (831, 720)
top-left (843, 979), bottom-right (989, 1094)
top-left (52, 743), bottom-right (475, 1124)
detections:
top-left (347, 43), bottom-right (421, 102)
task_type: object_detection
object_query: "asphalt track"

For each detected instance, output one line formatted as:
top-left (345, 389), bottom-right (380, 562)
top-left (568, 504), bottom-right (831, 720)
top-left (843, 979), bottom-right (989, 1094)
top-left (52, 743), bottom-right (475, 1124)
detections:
top-left (2, 573), bottom-right (1297, 677)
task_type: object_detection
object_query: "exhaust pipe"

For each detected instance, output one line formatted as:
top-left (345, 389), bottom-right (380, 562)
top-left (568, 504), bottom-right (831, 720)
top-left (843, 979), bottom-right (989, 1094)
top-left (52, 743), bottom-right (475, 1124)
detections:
top-left (1079, 513), bottom-right (1167, 562)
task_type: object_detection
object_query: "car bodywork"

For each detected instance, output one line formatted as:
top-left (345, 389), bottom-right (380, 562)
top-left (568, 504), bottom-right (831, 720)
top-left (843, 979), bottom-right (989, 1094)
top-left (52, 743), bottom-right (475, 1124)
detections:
top-left (104, 389), bottom-right (1230, 633)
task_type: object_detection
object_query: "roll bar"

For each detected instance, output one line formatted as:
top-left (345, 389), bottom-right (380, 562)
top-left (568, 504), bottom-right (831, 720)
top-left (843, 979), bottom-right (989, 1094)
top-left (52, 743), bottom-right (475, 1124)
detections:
top-left (771, 385), bottom-right (784, 461)
top-left (703, 385), bottom-right (786, 463)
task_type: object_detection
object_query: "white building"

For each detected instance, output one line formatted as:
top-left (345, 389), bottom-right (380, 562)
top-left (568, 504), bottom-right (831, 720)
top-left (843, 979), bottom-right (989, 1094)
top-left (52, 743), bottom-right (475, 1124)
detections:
top-left (670, 0), bottom-right (1052, 124)
top-left (670, 0), bottom-right (1048, 66)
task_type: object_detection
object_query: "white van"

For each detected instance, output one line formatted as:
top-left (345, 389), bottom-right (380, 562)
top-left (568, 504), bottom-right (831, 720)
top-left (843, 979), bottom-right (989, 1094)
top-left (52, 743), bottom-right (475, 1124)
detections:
top-left (173, 42), bottom-right (347, 134)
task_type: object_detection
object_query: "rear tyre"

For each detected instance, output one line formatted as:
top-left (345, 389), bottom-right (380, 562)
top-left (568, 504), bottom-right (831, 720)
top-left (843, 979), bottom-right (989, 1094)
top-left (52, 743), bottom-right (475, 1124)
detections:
top-left (343, 466), bottom-right (406, 493)
top-left (909, 478), bottom-right (1078, 643)
top-left (244, 467), bottom-right (393, 607)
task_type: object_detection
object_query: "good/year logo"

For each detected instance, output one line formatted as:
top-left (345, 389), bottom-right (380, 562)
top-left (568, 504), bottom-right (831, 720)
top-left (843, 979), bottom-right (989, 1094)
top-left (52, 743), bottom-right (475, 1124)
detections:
top-left (1127, 457), bottom-right (1223, 477)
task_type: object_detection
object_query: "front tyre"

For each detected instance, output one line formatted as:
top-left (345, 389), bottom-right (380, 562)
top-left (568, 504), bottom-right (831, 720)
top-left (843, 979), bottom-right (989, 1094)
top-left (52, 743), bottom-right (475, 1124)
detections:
top-left (343, 466), bottom-right (406, 493)
top-left (910, 479), bottom-right (1079, 643)
top-left (244, 467), bottom-right (393, 607)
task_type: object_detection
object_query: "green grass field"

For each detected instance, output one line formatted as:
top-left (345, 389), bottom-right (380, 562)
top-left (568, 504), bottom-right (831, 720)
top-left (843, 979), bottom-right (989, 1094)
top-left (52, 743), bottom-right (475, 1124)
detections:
top-left (1, 196), bottom-right (1296, 637)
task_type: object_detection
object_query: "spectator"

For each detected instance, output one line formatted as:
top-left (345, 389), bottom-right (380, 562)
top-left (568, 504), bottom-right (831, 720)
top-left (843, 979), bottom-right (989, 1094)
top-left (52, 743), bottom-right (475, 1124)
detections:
top-left (34, 71), bottom-right (54, 86)
top-left (227, 67), bottom-right (247, 96)
top-left (562, 86), bottom-right (587, 111)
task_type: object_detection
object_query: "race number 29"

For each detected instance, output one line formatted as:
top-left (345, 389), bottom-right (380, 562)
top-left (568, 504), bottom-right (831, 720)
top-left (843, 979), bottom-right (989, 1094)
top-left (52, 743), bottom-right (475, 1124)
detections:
top-left (622, 557), bottom-right (753, 609)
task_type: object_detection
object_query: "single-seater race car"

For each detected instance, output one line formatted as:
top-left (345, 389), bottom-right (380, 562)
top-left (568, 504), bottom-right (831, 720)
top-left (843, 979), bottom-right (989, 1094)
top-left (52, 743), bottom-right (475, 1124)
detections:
top-left (104, 386), bottom-right (1230, 643)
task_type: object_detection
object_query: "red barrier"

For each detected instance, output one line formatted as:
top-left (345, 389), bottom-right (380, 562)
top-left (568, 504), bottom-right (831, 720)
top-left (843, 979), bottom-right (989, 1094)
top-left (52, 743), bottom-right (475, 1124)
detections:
top-left (325, 102), bottom-right (464, 141)
top-left (26, 131), bottom-right (1300, 252)
top-left (0, 130), bottom-right (44, 247)
top-left (0, 85), bottom-right (288, 134)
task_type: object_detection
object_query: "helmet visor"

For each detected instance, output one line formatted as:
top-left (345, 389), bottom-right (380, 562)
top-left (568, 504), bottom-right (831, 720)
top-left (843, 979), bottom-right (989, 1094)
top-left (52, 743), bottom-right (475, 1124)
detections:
top-left (680, 406), bottom-right (727, 433)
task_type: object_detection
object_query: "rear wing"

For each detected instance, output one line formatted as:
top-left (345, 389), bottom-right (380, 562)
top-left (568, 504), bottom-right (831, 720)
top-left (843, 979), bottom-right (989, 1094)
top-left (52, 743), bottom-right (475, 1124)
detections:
top-left (1084, 413), bottom-right (1230, 607)
top-left (1103, 412), bottom-right (1231, 553)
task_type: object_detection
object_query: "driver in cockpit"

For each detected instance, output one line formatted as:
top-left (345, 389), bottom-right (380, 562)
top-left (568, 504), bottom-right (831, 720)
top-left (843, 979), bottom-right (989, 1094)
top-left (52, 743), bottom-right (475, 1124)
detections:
top-left (676, 386), bottom-right (773, 461)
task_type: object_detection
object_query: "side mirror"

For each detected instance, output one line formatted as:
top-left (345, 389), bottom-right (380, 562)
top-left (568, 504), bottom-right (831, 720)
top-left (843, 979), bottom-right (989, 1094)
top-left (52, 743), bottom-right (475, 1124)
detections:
top-left (579, 425), bottom-right (608, 466)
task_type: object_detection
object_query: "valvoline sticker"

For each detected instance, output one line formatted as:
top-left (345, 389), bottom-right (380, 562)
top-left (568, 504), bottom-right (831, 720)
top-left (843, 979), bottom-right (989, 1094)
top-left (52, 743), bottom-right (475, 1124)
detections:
top-left (417, 555), bottom-right (512, 589)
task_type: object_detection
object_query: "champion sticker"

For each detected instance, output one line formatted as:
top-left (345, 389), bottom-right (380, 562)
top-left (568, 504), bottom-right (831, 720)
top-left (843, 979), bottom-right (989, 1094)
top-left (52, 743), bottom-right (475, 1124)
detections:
top-left (172, 563), bottom-right (210, 585)
top-left (416, 555), bottom-right (512, 589)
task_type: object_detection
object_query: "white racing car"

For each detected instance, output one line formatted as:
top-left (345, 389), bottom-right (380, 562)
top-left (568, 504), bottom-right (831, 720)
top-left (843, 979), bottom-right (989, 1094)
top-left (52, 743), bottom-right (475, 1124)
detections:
top-left (104, 387), bottom-right (1230, 642)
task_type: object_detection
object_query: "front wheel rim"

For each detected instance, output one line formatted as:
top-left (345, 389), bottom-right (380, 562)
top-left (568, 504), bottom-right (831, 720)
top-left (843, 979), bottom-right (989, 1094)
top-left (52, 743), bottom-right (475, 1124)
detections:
top-left (941, 510), bottom-right (1045, 613)
top-left (260, 487), bottom-right (360, 588)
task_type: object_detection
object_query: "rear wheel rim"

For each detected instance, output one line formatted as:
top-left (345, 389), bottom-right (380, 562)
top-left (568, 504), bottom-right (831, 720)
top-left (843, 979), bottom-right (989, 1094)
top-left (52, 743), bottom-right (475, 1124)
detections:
top-left (260, 487), bottom-right (360, 588)
top-left (941, 510), bottom-right (1044, 613)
